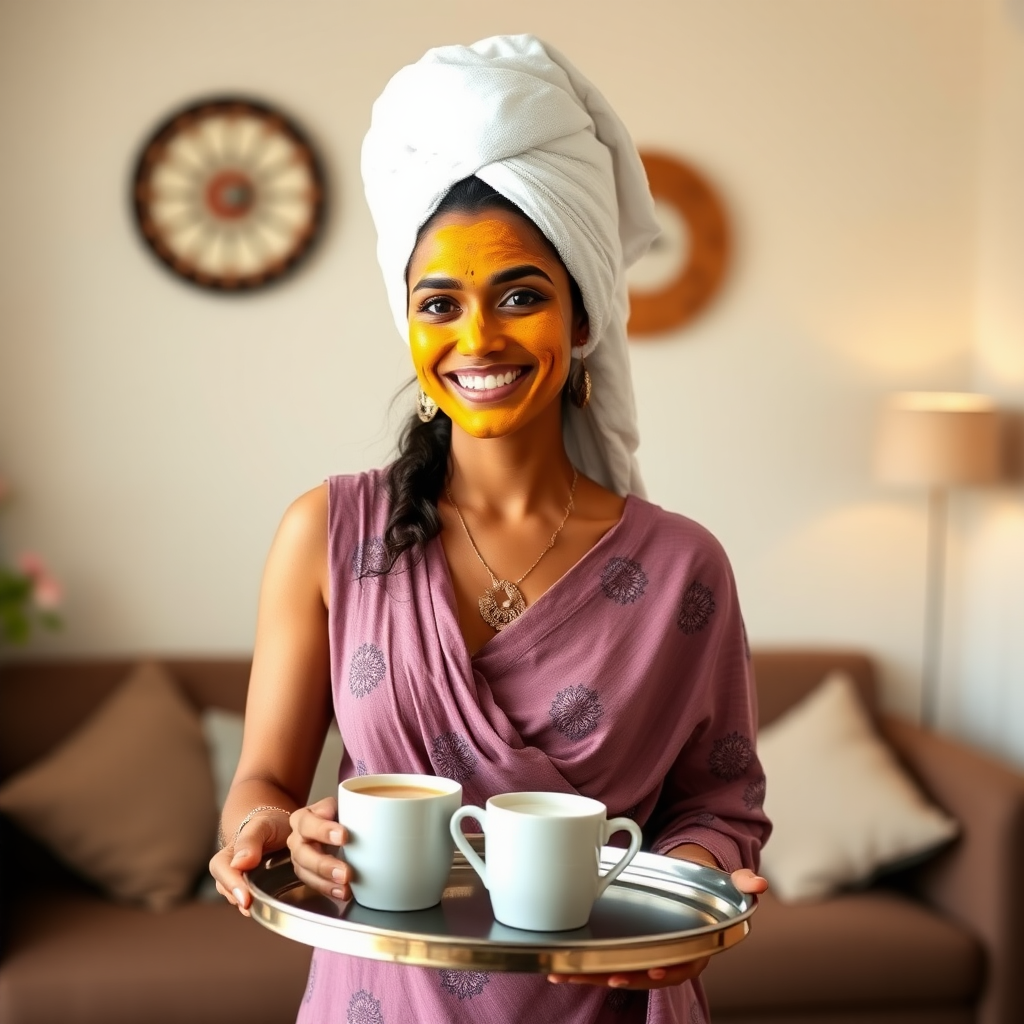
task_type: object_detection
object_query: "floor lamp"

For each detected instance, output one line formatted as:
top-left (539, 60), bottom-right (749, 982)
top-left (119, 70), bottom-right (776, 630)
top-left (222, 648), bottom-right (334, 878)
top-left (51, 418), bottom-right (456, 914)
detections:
top-left (874, 392), bottom-right (1000, 728)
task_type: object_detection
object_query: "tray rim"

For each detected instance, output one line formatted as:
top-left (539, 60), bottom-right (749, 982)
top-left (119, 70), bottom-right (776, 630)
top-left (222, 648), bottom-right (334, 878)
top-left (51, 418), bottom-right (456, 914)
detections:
top-left (245, 839), bottom-right (757, 974)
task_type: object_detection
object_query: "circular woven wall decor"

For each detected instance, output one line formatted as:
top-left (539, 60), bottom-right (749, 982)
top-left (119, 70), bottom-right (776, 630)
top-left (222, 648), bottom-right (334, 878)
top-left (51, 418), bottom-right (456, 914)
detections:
top-left (132, 97), bottom-right (326, 292)
top-left (627, 152), bottom-right (730, 337)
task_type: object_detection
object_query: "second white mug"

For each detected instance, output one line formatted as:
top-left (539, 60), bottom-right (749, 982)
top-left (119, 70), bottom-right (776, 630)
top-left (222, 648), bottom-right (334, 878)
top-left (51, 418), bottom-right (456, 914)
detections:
top-left (450, 792), bottom-right (643, 931)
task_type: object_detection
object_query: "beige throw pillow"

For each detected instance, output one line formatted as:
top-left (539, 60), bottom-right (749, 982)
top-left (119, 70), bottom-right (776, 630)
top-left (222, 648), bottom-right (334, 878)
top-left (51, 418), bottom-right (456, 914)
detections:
top-left (0, 661), bottom-right (216, 911)
top-left (758, 671), bottom-right (958, 903)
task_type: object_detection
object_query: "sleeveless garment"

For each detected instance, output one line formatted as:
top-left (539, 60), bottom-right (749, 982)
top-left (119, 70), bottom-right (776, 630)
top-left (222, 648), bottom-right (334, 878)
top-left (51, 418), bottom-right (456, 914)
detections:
top-left (295, 469), bottom-right (770, 1024)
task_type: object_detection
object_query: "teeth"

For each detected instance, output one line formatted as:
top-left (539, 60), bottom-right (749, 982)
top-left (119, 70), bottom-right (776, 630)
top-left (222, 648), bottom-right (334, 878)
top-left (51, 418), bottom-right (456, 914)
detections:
top-left (455, 369), bottom-right (521, 390)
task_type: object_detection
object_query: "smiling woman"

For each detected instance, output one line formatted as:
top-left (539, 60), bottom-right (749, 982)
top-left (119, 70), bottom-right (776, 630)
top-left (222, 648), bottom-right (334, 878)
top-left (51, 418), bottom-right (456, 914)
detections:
top-left (207, 34), bottom-right (770, 1024)
top-left (408, 207), bottom-right (579, 439)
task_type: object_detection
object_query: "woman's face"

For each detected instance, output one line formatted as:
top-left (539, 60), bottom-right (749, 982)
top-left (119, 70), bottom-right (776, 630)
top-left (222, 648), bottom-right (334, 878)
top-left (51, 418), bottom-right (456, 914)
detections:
top-left (406, 207), bottom-right (584, 439)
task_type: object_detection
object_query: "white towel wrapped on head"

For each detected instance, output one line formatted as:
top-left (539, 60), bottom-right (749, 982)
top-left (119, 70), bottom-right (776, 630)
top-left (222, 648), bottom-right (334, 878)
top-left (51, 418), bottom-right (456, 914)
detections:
top-left (361, 34), bottom-right (659, 496)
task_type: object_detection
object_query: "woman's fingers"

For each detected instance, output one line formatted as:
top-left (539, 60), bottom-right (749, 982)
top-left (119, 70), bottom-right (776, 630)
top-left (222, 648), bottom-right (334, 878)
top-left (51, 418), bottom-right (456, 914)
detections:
top-left (731, 867), bottom-right (769, 894)
top-left (209, 847), bottom-right (249, 915)
top-left (289, 799), bottom-right (352, 901)
top-left (305, 794), bottom-right (339, 820)
top-left (210, 845), bottom-right (259, 916)
top-left (291, 798), bottom-right (344, 845)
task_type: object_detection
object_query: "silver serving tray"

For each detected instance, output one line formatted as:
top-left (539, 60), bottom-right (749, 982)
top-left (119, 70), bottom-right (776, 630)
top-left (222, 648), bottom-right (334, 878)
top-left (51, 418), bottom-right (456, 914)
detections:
top-left (246, 837), bottom-right (756, 974)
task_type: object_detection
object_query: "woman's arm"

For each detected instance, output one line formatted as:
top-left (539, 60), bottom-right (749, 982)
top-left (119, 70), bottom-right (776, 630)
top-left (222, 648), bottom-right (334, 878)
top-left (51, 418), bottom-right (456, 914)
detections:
top-left (209, 483), bottom-right (335, 914)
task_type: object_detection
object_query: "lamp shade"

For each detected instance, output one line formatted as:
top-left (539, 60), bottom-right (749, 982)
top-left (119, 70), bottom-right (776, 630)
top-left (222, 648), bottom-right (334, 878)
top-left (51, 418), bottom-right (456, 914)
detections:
top-left (874, 392), bottom-right (1001, 487)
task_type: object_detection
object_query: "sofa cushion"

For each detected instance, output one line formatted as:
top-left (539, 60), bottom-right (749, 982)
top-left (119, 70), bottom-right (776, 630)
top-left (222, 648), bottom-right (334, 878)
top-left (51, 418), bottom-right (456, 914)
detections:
top-left (757, 671), bottom-right (958, 902)
top-left (0, 888), bottom-right (310, 1024)
top-left (0, 661), bottom-right (215, 911)
top-left (703, 888), bottom-right (984, 1013)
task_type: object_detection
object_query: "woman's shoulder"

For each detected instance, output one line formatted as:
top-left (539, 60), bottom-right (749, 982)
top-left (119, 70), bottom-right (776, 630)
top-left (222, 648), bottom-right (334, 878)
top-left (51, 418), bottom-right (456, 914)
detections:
top-left (275, 483), bottom-right (328, 548)
top-left (275, 468), bottom-right (390, 546)
top-left (625, 493), bottom-right (733, 570)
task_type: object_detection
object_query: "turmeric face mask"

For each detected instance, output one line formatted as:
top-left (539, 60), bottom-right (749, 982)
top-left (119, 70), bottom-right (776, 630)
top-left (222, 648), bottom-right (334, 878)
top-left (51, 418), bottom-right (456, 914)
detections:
top-left (406, 209), bottom-right (582, 439)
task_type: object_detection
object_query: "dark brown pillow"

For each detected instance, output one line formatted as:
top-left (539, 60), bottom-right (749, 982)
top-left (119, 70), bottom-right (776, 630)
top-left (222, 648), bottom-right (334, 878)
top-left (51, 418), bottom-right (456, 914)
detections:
top-left (0, 661), bottom-right (216, 910)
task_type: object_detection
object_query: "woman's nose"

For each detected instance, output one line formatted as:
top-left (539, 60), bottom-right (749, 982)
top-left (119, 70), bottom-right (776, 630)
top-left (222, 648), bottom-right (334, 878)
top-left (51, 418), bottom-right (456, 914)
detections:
top-left (457, 310), bottom-right (506, 356)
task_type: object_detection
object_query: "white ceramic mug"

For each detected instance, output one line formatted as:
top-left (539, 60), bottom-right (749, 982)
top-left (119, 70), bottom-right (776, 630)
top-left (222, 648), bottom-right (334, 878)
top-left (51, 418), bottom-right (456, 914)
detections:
top-left (449, 792), bottom-right (643, 931)
top-left (337, 773), bottom-right (462, 911)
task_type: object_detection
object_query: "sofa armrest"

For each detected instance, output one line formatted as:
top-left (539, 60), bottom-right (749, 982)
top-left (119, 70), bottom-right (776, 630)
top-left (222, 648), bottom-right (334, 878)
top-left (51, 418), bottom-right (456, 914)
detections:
top-left (881, 714), bottom-right (1024, 1024)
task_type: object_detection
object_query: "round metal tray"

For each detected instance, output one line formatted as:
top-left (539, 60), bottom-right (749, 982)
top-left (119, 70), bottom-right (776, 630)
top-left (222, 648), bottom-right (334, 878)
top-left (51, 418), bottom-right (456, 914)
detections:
top-left (246, 836), bottom-right (756, 974)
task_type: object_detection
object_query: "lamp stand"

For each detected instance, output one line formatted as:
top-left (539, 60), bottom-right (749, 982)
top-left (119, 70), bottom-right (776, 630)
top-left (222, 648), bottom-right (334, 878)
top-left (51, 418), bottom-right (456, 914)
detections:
top-left (921, 488), bottom-right (948, 729)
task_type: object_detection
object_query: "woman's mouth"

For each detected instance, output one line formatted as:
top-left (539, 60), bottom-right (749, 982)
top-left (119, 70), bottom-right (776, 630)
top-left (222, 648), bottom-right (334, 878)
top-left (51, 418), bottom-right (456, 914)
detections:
top-left (446, 367), bottom-right (528, 401)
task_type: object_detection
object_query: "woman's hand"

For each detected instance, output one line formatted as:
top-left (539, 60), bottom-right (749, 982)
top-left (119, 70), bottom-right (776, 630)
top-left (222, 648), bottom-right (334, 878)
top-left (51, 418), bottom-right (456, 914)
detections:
top-left (209, 806), bottom-right (294, 917)
top-left (547, 866), bottom-right (768, 990)
top-left (287, 796), bottom-right (353, 902)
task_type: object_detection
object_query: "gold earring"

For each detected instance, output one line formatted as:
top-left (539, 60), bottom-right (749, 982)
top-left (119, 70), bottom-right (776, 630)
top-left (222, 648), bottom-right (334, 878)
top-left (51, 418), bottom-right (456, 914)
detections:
top-left (416, 389), bottom-right (439, 423)
top-left (569, 358), bottom-right (592, 410)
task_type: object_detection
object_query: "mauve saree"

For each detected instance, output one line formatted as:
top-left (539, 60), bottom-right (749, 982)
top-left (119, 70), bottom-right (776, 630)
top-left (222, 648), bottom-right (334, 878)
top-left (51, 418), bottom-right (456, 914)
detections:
top-left (295, 469), bottom-right (770, 1024)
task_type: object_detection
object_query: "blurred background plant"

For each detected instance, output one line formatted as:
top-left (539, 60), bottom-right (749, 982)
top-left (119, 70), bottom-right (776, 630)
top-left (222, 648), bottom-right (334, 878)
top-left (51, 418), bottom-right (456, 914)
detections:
top-left (0, 474), bottom-right (63, 646)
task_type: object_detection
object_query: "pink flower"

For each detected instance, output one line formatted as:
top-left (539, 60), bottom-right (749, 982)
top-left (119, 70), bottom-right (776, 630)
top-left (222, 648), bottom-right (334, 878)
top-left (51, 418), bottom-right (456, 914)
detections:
top-left (33, 575), bottom-right (64, 610)
top-left (16, 552), bottom-right (47, 580)
top-left (13, 553), bottom-right (64, 610)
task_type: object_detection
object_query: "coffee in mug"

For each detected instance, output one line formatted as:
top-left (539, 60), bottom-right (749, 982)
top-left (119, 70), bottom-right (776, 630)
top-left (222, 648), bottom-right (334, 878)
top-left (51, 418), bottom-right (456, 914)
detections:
top-left (337, 773), bottom-right (462, 911)
top-left (450, 792), bottom-right (643, 931)
top-left (356, 785), bottom-right (449, 799)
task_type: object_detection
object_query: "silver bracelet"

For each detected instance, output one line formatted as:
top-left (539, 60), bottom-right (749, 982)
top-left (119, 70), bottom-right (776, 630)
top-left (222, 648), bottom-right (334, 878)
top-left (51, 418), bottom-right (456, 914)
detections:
top-left (231, 805), bottom-right (291, 847)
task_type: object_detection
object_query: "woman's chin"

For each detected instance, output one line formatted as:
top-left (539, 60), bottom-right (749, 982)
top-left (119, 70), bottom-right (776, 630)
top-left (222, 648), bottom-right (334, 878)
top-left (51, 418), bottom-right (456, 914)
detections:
top-left (449, 412), bottom-right (520, 439)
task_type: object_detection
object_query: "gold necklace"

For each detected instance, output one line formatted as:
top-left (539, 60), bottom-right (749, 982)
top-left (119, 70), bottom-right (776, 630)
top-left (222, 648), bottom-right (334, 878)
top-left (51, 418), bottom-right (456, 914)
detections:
top-left (445, 467), bottom-right (579, 631)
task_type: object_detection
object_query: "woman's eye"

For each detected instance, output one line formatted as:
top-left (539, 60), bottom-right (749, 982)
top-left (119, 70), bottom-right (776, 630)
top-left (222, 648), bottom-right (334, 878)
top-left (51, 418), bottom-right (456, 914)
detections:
top-left (419, 296), bottom-right (457, 316)
top-left (501, 289), bottom-right (543, 308)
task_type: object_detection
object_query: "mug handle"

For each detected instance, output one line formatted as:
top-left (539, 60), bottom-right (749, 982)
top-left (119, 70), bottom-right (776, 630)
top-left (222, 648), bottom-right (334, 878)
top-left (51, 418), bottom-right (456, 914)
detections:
top-left (450, 806), bottom-right (489, 890)
top-left (596, 817), bottom-right (643, 897)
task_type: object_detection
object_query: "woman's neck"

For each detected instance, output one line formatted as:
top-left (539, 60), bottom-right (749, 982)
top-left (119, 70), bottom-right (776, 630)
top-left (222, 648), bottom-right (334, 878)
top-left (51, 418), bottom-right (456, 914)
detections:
top-left (445, 403), bottom-right (575, 522)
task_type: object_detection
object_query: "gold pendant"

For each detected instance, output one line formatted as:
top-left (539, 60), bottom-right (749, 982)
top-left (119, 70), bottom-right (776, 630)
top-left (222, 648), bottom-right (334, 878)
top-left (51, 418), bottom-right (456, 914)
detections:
top-left (478, 580), bottom-right (526, 631)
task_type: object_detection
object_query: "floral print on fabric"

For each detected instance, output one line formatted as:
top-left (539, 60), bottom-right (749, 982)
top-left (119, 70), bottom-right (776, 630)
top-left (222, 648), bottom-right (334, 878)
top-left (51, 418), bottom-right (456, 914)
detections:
top-left (549, 684), bottom-right (604, 740)
top-left (600, 556), bottom-right (648, 605)
top-left (349, 643), bottom-right (386, 698)
top-left (431, 731), bottom-right (478, 782)
top-left (347, 990), bottom-right (384, 1024)
top-left (708, 732), bottom-right (754, 782)
top-left (351, 536), bottom-right (389, 578)
top-left (438, 969), bottom-right (490, 1000)
top-left (605, 987), bottom-right (641, 1013)
top-left (677, 581), bottom-right (715, 634)
top-left (743, 775), bottom-right (766, 810)
top-left (355, 759), bottom-right (368, 777)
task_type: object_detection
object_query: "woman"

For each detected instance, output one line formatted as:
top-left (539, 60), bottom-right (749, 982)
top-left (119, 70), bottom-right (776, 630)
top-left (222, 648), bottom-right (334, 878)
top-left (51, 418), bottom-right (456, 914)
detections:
top-left (210, 35), bottom-right (770, 1024)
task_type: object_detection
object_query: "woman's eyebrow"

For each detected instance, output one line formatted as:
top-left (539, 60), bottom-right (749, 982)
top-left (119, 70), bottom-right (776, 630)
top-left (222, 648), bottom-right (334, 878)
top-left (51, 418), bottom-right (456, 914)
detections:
top-left (412, 275), bottom-right (461, 293)
top-left (489, 264), bottom-right (552, 286)
top-left (412, 264), bottom-right (553, 293)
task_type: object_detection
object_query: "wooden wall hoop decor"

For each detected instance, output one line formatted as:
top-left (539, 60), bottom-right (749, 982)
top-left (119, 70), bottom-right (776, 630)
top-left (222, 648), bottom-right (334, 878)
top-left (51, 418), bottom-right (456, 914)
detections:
top-left (132, 97), bottom-right (326, 292)
top-left (628, 152), bottom-right (730, 337)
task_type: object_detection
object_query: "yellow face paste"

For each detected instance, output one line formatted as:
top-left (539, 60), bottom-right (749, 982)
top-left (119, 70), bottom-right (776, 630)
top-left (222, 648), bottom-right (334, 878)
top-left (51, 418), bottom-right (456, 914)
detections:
top-left (406, 209), bottom-right (580, 439)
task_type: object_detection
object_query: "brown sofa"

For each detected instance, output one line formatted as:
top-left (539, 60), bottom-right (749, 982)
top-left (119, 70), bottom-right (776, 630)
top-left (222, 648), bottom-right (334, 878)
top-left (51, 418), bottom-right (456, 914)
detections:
top-left (1, 650), bottom-right (1021, 1024)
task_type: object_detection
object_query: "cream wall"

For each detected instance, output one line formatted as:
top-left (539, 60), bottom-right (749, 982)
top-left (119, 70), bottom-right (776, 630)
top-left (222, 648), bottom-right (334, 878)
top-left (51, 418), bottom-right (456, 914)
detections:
top-left (1, 1), bottom-right (1017, 762)
top-left (946, 0), bottom-right (1024, 765)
